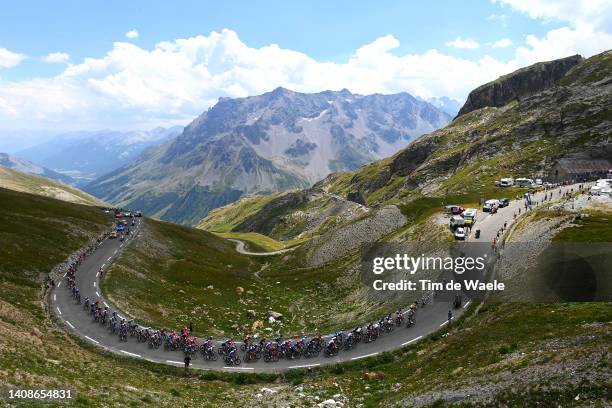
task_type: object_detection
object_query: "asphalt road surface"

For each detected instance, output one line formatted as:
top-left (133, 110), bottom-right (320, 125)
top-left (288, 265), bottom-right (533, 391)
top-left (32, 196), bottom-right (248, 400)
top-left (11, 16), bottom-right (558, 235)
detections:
top-left (49, 183), bottom-right (584, 372)
top-left (229, 239), bottom-right (298, 256)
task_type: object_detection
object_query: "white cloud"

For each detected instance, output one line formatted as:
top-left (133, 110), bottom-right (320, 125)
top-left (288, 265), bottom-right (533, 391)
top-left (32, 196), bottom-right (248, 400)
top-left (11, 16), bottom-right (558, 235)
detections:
top-left (0, 47), bottom-right (26, 68)
top-left (486, 13), bottom-right (508, 27)
top-left (0, 14), bottom-right (610, 130)
top-left (492, 38), bottom-right (513, 48)
top-left (42, 52), bottom-right (70, 64)
top-left (0, 30), bottom-right (515, 129)
top-left (493, 0), bottom-right (610, 25)
top-left (446, 36), bottom-right (480, 49)
top-left (492, 0), bottom-right (612, 65)
top-left (513, 23), bottom-right (612, 65)
top-left (125, 29), bottom-right (139, 39)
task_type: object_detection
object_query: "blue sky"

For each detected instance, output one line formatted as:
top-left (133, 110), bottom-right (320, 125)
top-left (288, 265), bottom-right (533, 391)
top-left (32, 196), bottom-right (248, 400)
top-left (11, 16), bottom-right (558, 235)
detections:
top-left (1, 0), bottom-right (558, 80)
top-left (0, 0), bottom-right (610, 130)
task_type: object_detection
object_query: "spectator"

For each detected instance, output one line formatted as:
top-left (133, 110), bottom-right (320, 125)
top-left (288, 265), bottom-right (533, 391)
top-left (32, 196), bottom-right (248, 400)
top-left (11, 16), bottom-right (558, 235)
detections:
top-left (184, 355), bottom-right (191, 376)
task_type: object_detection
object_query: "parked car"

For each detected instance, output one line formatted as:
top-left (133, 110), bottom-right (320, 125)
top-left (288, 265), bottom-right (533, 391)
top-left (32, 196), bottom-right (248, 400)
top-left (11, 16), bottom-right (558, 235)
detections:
top-left (483, 199), bottom-right (499, 212)
top-left (462, 209), bottom-right (478, 225)
top-left (135, 211), bottom-right (142, 217)
top-left (454, 227), bottom-right (466, 240)
top-left (451, 206), bottom-right (465, 215)
top-left (498, 198), bottom-right (510, 207)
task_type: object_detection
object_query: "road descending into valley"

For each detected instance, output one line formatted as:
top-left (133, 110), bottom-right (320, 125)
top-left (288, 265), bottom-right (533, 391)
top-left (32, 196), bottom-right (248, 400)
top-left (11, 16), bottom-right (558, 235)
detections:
top-left (229, 239), bottom-right (298, 256)
top-left (49, 183), bottom-right (584, 372)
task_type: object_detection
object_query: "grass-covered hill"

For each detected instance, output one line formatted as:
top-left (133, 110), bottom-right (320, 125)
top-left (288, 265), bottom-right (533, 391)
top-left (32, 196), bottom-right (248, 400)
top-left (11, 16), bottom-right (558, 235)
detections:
top-left (0, 188), bottom-right (253, 406)
top-left (103, 215), bottom-right (382, 336)
top-left (0, 165), bottom-right (106, 206)
top-left (0, 165), bottom-right (609, 407)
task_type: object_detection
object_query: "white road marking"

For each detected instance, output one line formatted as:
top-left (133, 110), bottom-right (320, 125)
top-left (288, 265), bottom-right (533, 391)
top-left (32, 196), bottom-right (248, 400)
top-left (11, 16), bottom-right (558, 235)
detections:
top-left (166, 360), bottom-right (183, 365)
top-left (96, 272), bottom-right (99, 277)
top-left (402, 335), bottom-right (423, 346)
top-left (101, 263), bottom-right (105, 268)
top-left (121, 350), bottom-right (141, 358)
top-left (107, 257), bottom-right (111, 261)
top-left (57, 282), bottom-right (61, 288)
top-left (117, 314), bottom-right (124, 319)
top-left (63, 272), bottom-right (67, 277)
top-left (93, 282), bottom-right (96, 287)
top-left (53, 294), bottom-right (56, 301)
top-left (95, 291), bottom-right (100, 297)
top-left (463, 300), bottom-right (472, 309)
top-left (66, 321), bottom-right (75, 329)
top-left (56, 307), bottom-right (62, 315)
top-left (104, 302), bottom-right (109, 307)
top-left (440, 317), bottom-right (454, 327)
top-left (223, 366), bottom-right (254, 370)
top-left (114, 250), bottom-right (117, 255)
top-left (120, 244), bottom-right (124, 248)
top-left (288, 363), bottom-right (320, 369)
top-left (85, 335), bottom-right (99, 344)
top-left (351, 352), bottom-right (378, 360)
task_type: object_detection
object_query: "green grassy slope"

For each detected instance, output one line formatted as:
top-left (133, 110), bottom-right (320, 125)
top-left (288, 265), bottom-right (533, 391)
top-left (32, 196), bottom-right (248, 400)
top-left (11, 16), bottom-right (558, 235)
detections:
top-left (0, 187), bottom-right (254, 406)
top-left (197, 193), bottom-right (282, 232)
top-left (0, 166), bottom-right (107, 206)
top-left (102, 217), bottom-right (375, 336)
top-left (289, 302), bottom-right (611, 407)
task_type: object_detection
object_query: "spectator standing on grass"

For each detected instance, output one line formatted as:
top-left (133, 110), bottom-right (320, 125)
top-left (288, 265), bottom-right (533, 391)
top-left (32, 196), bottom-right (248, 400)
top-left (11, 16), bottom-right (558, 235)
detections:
top-left (448, 310), bottom-right (453, 326)
top-left (184, 354), bottom-right (191, 376)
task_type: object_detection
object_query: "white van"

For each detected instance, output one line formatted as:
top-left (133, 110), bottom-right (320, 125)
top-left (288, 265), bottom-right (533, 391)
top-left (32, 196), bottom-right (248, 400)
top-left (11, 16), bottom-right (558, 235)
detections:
top-left (515, 178), bottom-right (534, 187)
top-left (500, 178), bottom-right (514, 187)
top-left (450, 215), bottom-right (465, 228)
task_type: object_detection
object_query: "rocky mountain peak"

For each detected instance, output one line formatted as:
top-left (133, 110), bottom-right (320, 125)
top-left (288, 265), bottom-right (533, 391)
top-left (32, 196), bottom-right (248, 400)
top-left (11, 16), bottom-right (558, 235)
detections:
top-left (87, 88), bottom-right (451, 224)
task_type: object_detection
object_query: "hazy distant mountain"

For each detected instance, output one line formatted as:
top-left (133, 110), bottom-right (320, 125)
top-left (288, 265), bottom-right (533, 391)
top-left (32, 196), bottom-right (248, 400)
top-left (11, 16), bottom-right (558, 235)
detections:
top-left (425, 96), bottom-right (463, 117)
top-left (0, 152), bottom-right (75, 185)
top-left (0, 130), bottom-right (59, 154)
top-left (17, 127), bottom-right (182, 185)
top-left (86, 87), bottom-right (451, 224)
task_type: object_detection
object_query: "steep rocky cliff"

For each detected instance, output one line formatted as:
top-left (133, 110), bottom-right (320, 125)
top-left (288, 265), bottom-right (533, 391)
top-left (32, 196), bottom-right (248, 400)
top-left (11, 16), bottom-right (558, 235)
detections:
top-left (457, 54), bottom-right (583, 117)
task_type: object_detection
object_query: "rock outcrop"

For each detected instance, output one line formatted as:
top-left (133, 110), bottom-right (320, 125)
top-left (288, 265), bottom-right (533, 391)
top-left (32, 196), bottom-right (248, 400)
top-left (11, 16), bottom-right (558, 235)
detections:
top-left (457, 54), bottom-right (583, 117)
top-left (346, 190), bottom-right (366, 205)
